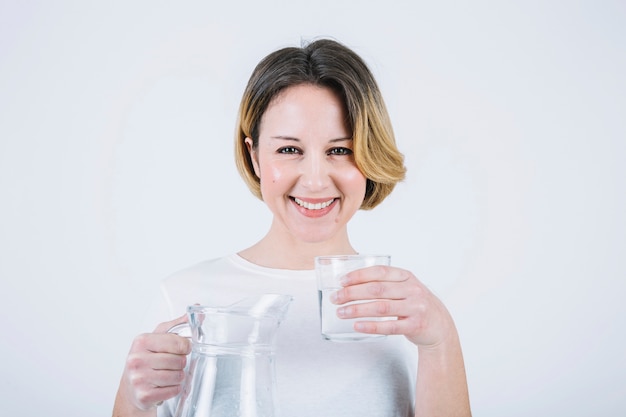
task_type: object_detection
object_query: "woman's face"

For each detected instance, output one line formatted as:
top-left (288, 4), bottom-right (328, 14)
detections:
top-left (246, 84), bottom-right (367, 245)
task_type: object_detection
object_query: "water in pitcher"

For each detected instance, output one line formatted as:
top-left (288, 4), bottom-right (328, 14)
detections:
top-left (175, 344), bottom-right (277, 417)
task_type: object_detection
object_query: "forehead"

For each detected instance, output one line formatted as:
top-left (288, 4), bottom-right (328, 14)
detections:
top-left (259, 84), bottom-right (349, 138)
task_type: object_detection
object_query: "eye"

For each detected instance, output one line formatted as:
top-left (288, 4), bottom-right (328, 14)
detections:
top-left (328, 147), bottom-right (353, 156)
top-left (277, 146), bottom-right (301, 154)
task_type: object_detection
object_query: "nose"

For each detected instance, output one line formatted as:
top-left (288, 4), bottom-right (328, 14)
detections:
top-left (300, 153), bottom-right (330, 191)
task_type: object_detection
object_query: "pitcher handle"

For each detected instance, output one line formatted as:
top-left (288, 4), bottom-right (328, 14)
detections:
top-left (167, 322), bottom-right (192, 338)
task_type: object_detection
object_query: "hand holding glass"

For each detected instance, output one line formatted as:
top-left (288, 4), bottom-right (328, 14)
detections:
top-left (315, 254), bottom-right (393, 342)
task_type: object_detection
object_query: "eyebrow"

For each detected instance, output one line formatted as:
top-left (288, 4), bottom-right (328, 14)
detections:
top-left (270, 136), bottom-right (353, 142)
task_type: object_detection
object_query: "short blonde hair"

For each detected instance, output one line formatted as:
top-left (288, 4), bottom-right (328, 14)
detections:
top-left (235, 39), bottom-right (406, 210)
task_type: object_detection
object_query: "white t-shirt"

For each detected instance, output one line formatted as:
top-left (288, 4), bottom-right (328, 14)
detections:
top-left (154, 254), bottom-right (417, 417)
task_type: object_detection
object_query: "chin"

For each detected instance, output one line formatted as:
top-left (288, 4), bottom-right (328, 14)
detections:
top-left (292, 228), bottom-right (338, 245)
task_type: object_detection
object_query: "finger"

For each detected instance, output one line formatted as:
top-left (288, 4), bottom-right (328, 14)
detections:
top-left (144, 351), bottom-right (188, 372)
top-left (352, 317), bottom-right (418, 336)
top-left (126, 349), bottom-right (188, 379)
top-left (125, 351), bottom-right (189, 410)
top-left (336, 295), bottom-right (425, 321)
top-left (133, 383), bottom-right (185, 410)
top-left (332, 281), bottom-right (410, 305)
top-left (131, 332), bottom-right (191, 355)
top-left (342, 265), bottom-right (414, 286)
top-left (130, 366), bottom-right (187, 389)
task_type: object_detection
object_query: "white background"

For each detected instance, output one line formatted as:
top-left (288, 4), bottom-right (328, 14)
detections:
top-left (1, 1), bottom-right (624, 415)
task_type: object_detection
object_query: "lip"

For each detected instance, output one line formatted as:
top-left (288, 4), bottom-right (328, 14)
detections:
top-left (290, 196), bottom-right (338, 218)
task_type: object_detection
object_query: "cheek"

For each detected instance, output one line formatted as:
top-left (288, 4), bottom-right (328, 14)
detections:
top-left (341, 167), bottom-right (368, 194)
top-left (260, 163), bottom-right (286, 187)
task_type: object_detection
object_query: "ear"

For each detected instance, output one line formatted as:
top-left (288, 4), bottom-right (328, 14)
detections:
top-left (245, 137), bottom-right (261, 178)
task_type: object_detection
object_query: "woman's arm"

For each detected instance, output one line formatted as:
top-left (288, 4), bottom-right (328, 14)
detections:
top-left (414, 317), bottom-right (471, 416)
top-left (333, 265), bottom-right (471, 416)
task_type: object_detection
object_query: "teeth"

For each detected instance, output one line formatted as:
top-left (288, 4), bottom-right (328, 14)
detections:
top-left (294, 197), bottom-right (335, 210)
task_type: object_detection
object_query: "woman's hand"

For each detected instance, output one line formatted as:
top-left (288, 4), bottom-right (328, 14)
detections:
top-left (113, 315), bottom-right (191, 416)
top-left (330, 265), bottom-right (455, 348)
top-left (332, 265), bottom-right (472, 416)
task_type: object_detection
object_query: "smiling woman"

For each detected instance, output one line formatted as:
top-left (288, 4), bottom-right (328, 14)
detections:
top-left (113, 38), bottom-right (471, 417)
top-left (243, 85), bottom-right (367, 248)
top-left (234, 39), bottom-right (406, 211)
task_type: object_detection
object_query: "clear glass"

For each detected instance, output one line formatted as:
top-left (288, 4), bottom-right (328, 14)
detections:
top-left (168, 294), bottom-right (293, 417)
top-left (315, 254), bottom-right (391, 342)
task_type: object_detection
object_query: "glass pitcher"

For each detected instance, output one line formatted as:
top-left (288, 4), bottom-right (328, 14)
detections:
top-left (168, 294), bottom-right (293, 417)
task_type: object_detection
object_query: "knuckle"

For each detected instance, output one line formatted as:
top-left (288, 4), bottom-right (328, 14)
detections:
top-left (341, 286), bottom-right (353, 301)
top-left (128, 370), bottom-right (149, 388)
top-left (135, 388), bottom-right (154, 407)
top-left (344, 303), bottom-right (357, 317)
top-left (376, 301), bottom-right (391, 315)
top-left (126, 353), bottom-right (145, 371)
top-left (132, 333), bottom-right (152, 350)
top-left (369, 283), bottom-right (385, 297)
top-left (372, 265), bottom-right (388, 277)
top-left (387, 320), bottom-right (399, 335)
top-left (414, 300), bottom-right (428, 314)
top-left (177, 355), bottom-right (188, 370)
top-left (171, 383), bottom-right (184, 397)
top-left (406, 269), bottom-right (415, 279)
top-left (409, 284), bottom-right (425, 300)
top-left (365, 322), bottom-right (377, 333)
top-left (400, 269), bottom-right (414, 282)
top-left (177, 337), bottom-right (191, 354)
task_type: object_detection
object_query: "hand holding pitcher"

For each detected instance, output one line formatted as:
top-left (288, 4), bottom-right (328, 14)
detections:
top-left (115, 315), bottom-right (191, 413)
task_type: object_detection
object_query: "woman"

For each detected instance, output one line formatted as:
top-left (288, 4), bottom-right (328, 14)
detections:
top-left (113, 38), bottom-right (471, 417)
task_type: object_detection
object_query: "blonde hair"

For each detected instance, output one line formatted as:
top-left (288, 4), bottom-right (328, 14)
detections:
top-left (235, 38), bottom-right (406, 210)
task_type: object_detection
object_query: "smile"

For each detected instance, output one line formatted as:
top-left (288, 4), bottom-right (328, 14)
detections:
top-left (293, 197), bottom-right (336, 210)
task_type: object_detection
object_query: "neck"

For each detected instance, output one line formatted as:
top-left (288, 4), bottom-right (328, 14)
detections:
top-left (238, 226), bottom-right (357, 270)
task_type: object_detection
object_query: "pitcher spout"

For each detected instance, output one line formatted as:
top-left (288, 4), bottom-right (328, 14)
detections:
top-left (180, 294), bottom-right (293, 347)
